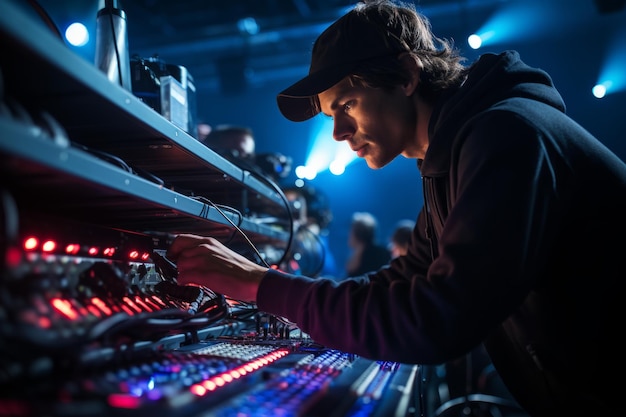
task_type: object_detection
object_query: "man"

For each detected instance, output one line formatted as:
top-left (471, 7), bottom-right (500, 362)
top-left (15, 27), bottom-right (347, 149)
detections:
top-left (388, 219), bottom-right (415, 259)
top-left (167, 1), bottom-right (626, 415)
top-left (345, 211), bottom-right (390, 277)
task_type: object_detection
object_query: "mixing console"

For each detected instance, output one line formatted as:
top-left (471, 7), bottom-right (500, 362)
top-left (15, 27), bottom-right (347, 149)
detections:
top-left (0, 217), bottom-right (420, 417)
top-left (0, 336), bottom-right (419, 417)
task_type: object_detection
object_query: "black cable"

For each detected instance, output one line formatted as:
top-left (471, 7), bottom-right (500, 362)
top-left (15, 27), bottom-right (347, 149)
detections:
top-left (193, 196), bottom-right (271, 268)
top-left (190, 156), bottom-right (298, 268)
top-left (25, 0), bottom-right (63, 40)
top-left (104, 0), bottom-right (126, 88)
top-left (226, 160), bottom-right (296, 267)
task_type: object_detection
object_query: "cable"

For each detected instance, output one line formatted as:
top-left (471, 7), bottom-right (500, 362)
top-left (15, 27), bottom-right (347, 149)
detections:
top-left (193, 196), bottom-right (271, 268)
top-left (73, 142), bottom-right (166, 186)
top-left (104, 0), bottom-right (125, 88)
top-left (191, 196), bottom-right (301, 330)
top-left (25, 0), bottom-right (63, 40)
top-left (232, 162), bottom-right (296, 267)
top-left (192, 148), bottom-right (297, 268)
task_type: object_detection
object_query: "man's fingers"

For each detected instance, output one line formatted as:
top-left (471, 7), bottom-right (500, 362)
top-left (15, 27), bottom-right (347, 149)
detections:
top-left (166, 234), bottom-right (211, 260)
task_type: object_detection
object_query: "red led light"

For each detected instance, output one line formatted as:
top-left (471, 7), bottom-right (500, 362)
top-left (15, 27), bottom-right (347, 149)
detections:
top-left (190, 385), bottom-right (207, 396)
top-left (128, 250), bottom-right (139, 259)
top-left (140, 252), bottom-right (151, 261)
top-left (103, 247), bottom-right (116, 256)
top-left (37, 316), bottom-right (52, 329)
top-left (108, 394), bottom-right (141, 409)
top-left (88, 247), bottom-right (99, 256)
top-left (91, 297), bottom-right (112, 316)
top-left (42, 240), bottom-right (57, 252)
top-left (134, 297), bottom-right (154, 312)
top-left (6, 247), bottom-right (22, 267)
top-left (23, 237), bottom-right (38, 251)
top-left (65, 244), bottom-right (80, 255)
top-left (86, 304), bottom-right (102, 318)
top-left (189, 349), bottom-right (291, 398)
top-left (65, 243), bottom-right (80, 255)
top-left (123, 297), bottom-right (142, 313)
top-left (203, 380), bottom-right (217, 391)
top-left (51, 298), bottom-right (78, 320)
top-left (120, 304), bottom-right (135, 315)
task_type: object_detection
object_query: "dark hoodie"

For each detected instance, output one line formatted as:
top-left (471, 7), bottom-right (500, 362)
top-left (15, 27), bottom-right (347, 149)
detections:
top-left (258, 51), bottom-right (626, 415)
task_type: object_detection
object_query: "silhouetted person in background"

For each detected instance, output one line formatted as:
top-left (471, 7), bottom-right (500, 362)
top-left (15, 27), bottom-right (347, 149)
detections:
top-left (388, 219), bottom-right (415, 259)
top-left (345, 211), bottom-right (390, 277)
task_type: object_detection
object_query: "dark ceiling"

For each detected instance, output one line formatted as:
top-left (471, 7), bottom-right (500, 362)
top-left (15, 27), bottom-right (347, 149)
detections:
top-left (28, 0), bottom-right (625, 95)
top-left (123, 0), bottom-right (362, 91)
top-left (25, 0), bottom-right (626, 97)
top-left (31, 0), bottom-right (517, 93)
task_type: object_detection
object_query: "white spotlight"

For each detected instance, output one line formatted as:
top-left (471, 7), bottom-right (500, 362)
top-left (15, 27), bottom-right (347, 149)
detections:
top-left (468, 34), bottom-right (482, 49)
top-left (237, 17), bottom-right (259, 35)
top-left (329, 160), bottom-right (346, 176)
top-left (65, 22), bottom-right (89, 47)
top-left (592, 84), bottom-right (606, 99)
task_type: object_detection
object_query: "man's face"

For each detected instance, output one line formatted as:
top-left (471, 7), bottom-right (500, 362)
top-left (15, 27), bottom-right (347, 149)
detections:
top-left (318, 77), bottom-right (417, 169)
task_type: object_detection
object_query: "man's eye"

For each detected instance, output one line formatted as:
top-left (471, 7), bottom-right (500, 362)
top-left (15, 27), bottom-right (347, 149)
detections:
top-left (343, 101), bottom-right (354, 111)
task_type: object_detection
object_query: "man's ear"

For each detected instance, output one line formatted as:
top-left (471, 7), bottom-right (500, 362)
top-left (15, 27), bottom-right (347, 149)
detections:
top-left (398, 53), bottom-right (421, 96)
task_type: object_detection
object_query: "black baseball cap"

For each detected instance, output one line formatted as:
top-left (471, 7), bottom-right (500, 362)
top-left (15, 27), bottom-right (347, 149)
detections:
top-left (276, 5), bottom-right (408, 122)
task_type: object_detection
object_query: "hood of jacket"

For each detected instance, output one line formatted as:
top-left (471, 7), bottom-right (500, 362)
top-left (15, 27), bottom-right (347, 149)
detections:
top-left (420, 50), bottom-right (566, 176)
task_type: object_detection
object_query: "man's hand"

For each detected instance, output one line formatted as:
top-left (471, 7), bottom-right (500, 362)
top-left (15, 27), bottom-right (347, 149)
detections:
top-left (166, 234), bottom-right (268, 302)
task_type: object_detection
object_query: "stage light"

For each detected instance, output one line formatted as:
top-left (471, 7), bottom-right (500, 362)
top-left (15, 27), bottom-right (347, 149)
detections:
top-left (295, 165), bottom-right (317, 180)
top-left (467, 30), bottom-right (496, 50)
top-left (329, 160), bottom-right (345, 175)
top-left (53, 3), bottom-right (102, 61)
top-left (65, 22), bottom-right (89, 47)
top-left (594, 25), bottom-right (626, 98)
top-left (592, 83), bottom-right (609, 99)
top-left (301, 117), bottom-right (356, 178)
top-left (237, 17), bottom-right (259, 35)
top-left (467, 34), bottom-right (482, 49)
top-left (467, 2), bottom-right (564, 50)
top-left (295, 165), bottom-right (317, 181)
